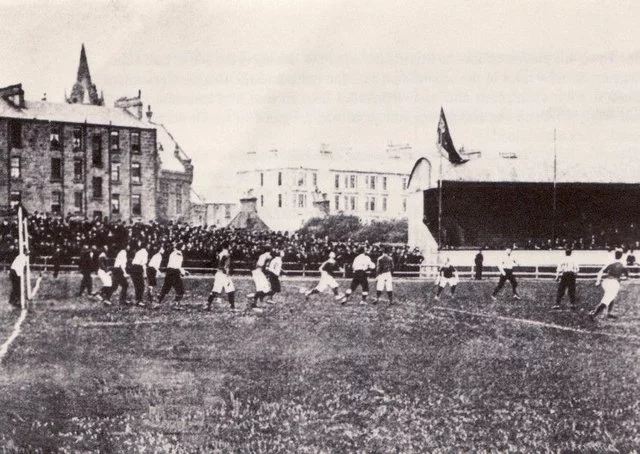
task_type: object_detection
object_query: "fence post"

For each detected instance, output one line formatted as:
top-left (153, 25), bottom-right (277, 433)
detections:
top-left (302, 263), bottom-right (306, 277)
top-left (535, 265), bottom-right (539, 279)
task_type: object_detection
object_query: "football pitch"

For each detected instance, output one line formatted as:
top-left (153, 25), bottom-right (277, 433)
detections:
top-left (0, 275), bottom-right (639, 452)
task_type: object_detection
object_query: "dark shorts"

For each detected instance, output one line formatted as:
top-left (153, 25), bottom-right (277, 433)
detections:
top-left (148, 267), bottom-right (157, 287)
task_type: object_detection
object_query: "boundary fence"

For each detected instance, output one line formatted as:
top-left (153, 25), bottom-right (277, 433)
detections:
top-left (2, 257), bottom-right (639, 280)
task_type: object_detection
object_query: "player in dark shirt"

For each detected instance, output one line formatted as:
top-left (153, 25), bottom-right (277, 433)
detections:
top-left (304, 252), bottom-right (344, 302)
top-left (435, 257), bottom-right (459, 301)
top-left (590, 250), bottom-right (629, 320)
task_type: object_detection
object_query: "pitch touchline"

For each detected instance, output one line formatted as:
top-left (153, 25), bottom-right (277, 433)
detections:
top-left (0, 309), bottom-right (28, 364)
top-left (433, 306), bottom-right (640, 341)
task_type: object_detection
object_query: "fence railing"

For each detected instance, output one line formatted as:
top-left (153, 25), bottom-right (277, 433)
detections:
top-left (3, 258), bottom-right (638, 280)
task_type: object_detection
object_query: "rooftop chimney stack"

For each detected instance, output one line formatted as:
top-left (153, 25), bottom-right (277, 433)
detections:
top-left (146, 105), bottom-right (153, 121)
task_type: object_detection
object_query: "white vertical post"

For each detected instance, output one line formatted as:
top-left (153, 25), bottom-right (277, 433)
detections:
top-left (18, 206), bottom-right (25, 310)
top-left (23, 216), bottom-right (31, 300)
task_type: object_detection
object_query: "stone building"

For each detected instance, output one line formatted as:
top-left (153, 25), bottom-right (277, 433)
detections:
top-left (0, 45), bottom-right (192, 221)
top-left (236, 145), bottom-right (414, 231)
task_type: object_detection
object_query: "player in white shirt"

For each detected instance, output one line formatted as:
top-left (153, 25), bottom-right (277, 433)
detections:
top-left (491, 248), bottom-right (521, 300)
top-left (207, 242), bottom-right (236, 310)
top-left (95, 245), bottom-right (114, 305)
top-left (147, 245), bottom-right (164, 304)
top-left (265, 249), bottom-right (284, 303)
top-left (158, 243), bottom-right (188, 307)
top-left (9, 249), bottom-right (28, 309)
top-left (552, 248), bottom-right (580, 310)
top-left (110, 243), bottom-right (130, 306)
top-left (249, 250), bottom-right (272, 309)
top-left (130, 241), bottom-right (148, 306)
top-left (342, 247), bottom-right (375, 304)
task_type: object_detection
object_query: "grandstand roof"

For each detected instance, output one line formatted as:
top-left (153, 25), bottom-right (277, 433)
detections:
top-left (410, 151), bottom-right (640, 190)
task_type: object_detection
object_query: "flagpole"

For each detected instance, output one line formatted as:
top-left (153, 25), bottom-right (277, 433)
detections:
top-left (438, 138), bottom-right (443, 251)
top-left (552, 128), bottom-right (557, 246)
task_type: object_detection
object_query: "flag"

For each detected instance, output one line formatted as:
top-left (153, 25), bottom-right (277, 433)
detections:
top-left (437, 107), bottom-right (467, 164)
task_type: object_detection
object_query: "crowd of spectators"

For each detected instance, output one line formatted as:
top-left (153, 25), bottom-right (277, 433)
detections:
top-left (0, 213), bottom-right (425, 272)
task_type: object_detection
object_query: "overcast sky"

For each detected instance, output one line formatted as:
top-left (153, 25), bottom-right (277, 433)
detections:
top-left (2, 0), bottom-right (640, 198)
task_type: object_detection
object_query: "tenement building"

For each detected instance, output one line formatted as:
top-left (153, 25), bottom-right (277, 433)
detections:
top-left (0, 45), bottom-right (192, 222)
top-left (237, 145), bottom-right (414, 231)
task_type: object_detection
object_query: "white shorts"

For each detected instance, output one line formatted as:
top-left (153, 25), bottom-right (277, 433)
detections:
top-left (212, 270), bottom-right (235, 293)
top-left (315, 271), bottom-right (339, 292)
top-left (252, 269), bottom-right (271, 293)
top-left (376, 272), bottom-right (393, 291)
top-left (438, 276), bottom-right (459, 288)
top-left (601, 279), bottom-right (620, 306)
top-left (98, 269), bottom-right (112, 287)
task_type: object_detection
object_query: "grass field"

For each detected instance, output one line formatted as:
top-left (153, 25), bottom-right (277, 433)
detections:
top-left (0, 273), bottom-right (639, 452)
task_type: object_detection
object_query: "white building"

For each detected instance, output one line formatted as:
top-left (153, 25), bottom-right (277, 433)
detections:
top-left (237, 145), bottom-right (415, 231)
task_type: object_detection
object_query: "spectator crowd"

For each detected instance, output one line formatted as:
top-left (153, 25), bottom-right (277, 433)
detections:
top-left (0, 213), bottom-right (425, 272)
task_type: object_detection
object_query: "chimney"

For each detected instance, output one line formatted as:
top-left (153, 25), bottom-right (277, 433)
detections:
top-left (114, 91), bottom-right (143, 120)
top-left (146, 105), bottom-right (153, 121)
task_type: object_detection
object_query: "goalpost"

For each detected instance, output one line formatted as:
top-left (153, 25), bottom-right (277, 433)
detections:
top-left (16, 205), bottom-right (40, 310)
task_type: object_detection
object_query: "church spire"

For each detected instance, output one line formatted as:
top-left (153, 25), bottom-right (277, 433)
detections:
top-left (77, 43), bottom-right (92, 84)
top-left (67, 44), bottom-right (104, 106)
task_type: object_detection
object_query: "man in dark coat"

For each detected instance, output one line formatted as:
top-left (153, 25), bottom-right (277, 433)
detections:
top-left (474, 249), bottom-right (484, 280)
top-left (77, 244), bottom-right (95, 297)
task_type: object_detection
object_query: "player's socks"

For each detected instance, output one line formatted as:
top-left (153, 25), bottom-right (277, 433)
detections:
top-left (388, 292), bottom-right (393, 304)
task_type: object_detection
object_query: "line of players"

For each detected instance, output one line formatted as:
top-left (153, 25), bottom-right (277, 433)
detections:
top-left (7, 241), bottom-right (629, 321)
top-left (433, 247), bottom-right (629, 321)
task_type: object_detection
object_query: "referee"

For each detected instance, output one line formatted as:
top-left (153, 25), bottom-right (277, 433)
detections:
top-left (552, 248), bottom-right (579, 309)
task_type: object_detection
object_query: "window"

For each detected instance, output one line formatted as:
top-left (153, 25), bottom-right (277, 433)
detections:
top-left (73, 127), bottom-right (82, 152)
top-left (111, 194), bottom-right (120, 214)
top-left (278, 172), bottom-right (282, 186)
top-left (349, 175), bottom-right (357, 189)
top-left (335, 195), bottom-right (339, 210)
top-left (344, 196), bottom-right (348, 211)
top-left (176, 193), bottom-right (182, 214)
top-left (74, 192), bottom-right (83, 213)
top-left (50, 124), bottom-right (62, 150)
top-left (350, 196), bottom-right (357, 211)
top-left (92, 135), bottom-right (103, 167)
top-left (51, 158), bottom-right (62, 181)
top-left (344, 175), bottom-right (348, 188)
top-left (383, 176), bottom-right (387, 191)
top-left (9, 120), bottom-right (21, 149)
top-left (312, 172), bottom-right (317, 187)
top-left (260, 173), bottom-right (264, 186)
top-left (10, 157), bottom-right (20, 179)
top-left (297, 171), bottom-right (306, 187)
top-left (278, 194), bottom-right (282, 208)
top-left (260, 195), bottom-right (264, 207)
top-left (334, 174), bottom-right (340, 189)
top-left (111, 163), bottom-right (121, 183)
top-left (370, 175), bottom-right (376, 190)
top-left (403, 197), bottom-right (407, 212)
top-left (402, 177), bottom-right (408, 190)
top-left (93, 210), bottom-right (102, 220)
top-left (132, 194), bottom-right (141, 216)
top-left (176, 184), bottom-right (182, 214)
top-left (297, 193), bottom-right (306, 208)
top-left (225, 205), bottom-right (231, 219)
top-left (9, 191), bottom-right (21, 209)
top-left (73, 158), bottom-right (83, 181)
top-left (131, 162), bottom-right (141, 184)
top-left (51, 191), bottom-right (62, 214)
top-left (382, 197), bottom-right (388, 212)
top-left (110, 130), bottom-right (120, 151)
top-left (131, 131), bottom-right (140, 154)
top-left (92, 177), bottom-right (103, 199)
top-left (369, 196), bottom-right (376, 212)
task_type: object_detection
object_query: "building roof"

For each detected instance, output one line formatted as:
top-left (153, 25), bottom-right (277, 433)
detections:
top-left (152, 121), bottom-right (190, 173)
top-left (239, 148), bottom-right (415, 175)
top-left (0, 98), bottom-right (151, 129)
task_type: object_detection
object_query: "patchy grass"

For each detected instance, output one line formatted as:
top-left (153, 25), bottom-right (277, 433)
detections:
top-left (0, 274), bottom-right (639, 452)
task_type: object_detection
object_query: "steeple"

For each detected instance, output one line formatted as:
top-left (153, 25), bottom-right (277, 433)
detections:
top-left (66, 44), bottom-right (104, 106)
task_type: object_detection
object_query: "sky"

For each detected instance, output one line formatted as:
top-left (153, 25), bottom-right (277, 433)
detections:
top-left (2, 0), bottom-right (640, 199)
